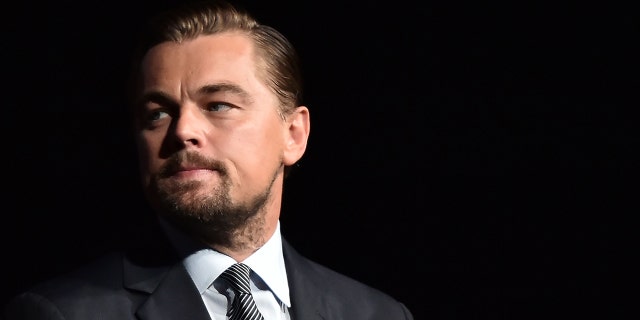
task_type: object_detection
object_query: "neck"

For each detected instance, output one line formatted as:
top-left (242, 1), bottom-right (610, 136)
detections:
top-left (208, 213), bottom-right (278, 262)
top-left (157, 214), bottom-right (279, 262)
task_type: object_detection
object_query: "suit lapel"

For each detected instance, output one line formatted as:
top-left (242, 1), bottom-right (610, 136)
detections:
top-left (283, 239), bottom-right (328, 320)
top-left (120, 231), bottom-right (212, 320)
top-left (134, 263), bottom-right (212, 320)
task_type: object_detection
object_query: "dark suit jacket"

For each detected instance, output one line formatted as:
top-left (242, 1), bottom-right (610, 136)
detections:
top-left (4, 230), bottom-right (413, 320)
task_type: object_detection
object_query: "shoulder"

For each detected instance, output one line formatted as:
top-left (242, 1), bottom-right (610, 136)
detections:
top-left (19, 252), bottom-right (125, 296)
top-left (3, 252), bottom-right (132, 319)
top-left (282, 240), bottom-right (413, 319)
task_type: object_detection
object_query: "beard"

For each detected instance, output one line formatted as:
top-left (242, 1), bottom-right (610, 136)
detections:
top-left (147, 150), bottom-right (280, 247)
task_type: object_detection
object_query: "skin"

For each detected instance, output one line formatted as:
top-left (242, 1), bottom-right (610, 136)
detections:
top-left (134, 32), bottom-right (310, 262)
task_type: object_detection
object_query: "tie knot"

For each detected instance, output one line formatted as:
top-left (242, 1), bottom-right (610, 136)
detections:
top-left (220, 263), bottom-right (252, 294)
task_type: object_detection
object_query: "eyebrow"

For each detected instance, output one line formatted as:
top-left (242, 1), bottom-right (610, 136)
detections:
top-left (198, 83), bottom-right (253, 104)
top-left (136, 82), bottom-right (253, 108)
top-left (136, 91), bottom-right (176, 110)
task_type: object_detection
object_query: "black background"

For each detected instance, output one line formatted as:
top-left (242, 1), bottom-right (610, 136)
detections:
top-left (5, 1), bottom-right (638, 319)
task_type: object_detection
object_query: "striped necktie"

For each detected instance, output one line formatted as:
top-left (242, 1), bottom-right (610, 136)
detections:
top-left (219, 263), bottom-right (265, 320)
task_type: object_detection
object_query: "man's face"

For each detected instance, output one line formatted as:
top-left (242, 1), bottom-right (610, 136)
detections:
top-left (134, 32), bottom-right (292, 236)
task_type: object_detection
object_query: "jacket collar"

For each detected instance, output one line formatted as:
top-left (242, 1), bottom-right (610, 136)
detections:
top-left (120, 229), bottom-right (329, 320)
top-left (119, 216), bottom-right (212, 320)
top-left (122, 255), bottom-right (212, 320)
top-left (282, 239), bottom-right (329, 320)
top-left (135, 263), bottom-right (211, 320)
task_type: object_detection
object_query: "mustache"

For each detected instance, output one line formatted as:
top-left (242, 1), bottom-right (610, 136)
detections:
top-left (158, 151), bottom-right (227, 178)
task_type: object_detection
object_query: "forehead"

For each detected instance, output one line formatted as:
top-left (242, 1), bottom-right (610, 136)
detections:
top-left (139, 32), bottom-right (274, 102)
top-left (141, 32), bottom-right (257, 77)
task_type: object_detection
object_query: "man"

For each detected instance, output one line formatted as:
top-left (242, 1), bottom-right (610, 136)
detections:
top-left (4, 1), bottom-right (413, 319)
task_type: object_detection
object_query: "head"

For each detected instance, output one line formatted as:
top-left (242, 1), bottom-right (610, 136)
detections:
top-left (127, 0), bottom-right (310, 250)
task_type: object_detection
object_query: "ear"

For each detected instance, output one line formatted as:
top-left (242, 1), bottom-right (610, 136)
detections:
top-left (283, 106), bottom-right (310, 166)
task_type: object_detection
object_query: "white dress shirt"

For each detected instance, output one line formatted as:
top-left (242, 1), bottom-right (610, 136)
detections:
top-left (160, 218), bottom-right (291, 320)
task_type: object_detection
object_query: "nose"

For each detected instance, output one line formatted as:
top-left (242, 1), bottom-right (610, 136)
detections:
top-left (171, 106), bottom-right (209, 148)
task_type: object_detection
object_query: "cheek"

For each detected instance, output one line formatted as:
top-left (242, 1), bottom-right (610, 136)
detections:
top-left (136, 136), bottom-right (167, 190)
top-left (227, 124), bottom-right (284, 170)
top-left (135, 134), bottom-right (160, 173)
top-left (246, 122), bottom-right (285, 154)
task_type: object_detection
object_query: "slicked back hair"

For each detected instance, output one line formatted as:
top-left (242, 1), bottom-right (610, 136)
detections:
top-left (127, 0), bottom-right (303, 119)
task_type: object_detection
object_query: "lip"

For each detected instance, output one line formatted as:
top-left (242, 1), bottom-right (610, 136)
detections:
top-left (177, 167), bottom-right (210, 173)
top-left (171, 168), bottom-right (217, 179)
top-left (160, 158), bottom-right (222, 178)
top-left (177, 165), bottom-right (210, 171)
top-left (171, 162), bottom-right (213, 173)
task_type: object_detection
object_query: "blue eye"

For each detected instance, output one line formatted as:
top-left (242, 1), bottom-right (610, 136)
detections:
top-left (207, 102), bottom-right (233, 112)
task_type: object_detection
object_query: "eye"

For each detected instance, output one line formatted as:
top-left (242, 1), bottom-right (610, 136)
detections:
top-left (138, 108), bottom-right (171, 128)
top-left (206, 102), bottom-right (234, 112)
top-left (148, 109), bottom-right (170, 121)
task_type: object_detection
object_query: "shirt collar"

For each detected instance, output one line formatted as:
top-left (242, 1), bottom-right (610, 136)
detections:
top-left (177, 221), bottom-right (291, 307)
top-left (243, 222), bottom-right (290, 306)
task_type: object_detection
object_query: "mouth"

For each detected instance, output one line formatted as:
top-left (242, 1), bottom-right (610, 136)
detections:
top-left (176, 164), bottom-right (214, 172)
top-left (158, 151), bottom-right (226, 178)
top-left (175, 159), bottom-right (219, 171)
top-left (169, 166), bottom-right (219, 180)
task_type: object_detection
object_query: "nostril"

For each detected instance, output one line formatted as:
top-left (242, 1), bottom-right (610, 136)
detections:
top-left (184, 138), bottom-right (199, 146)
